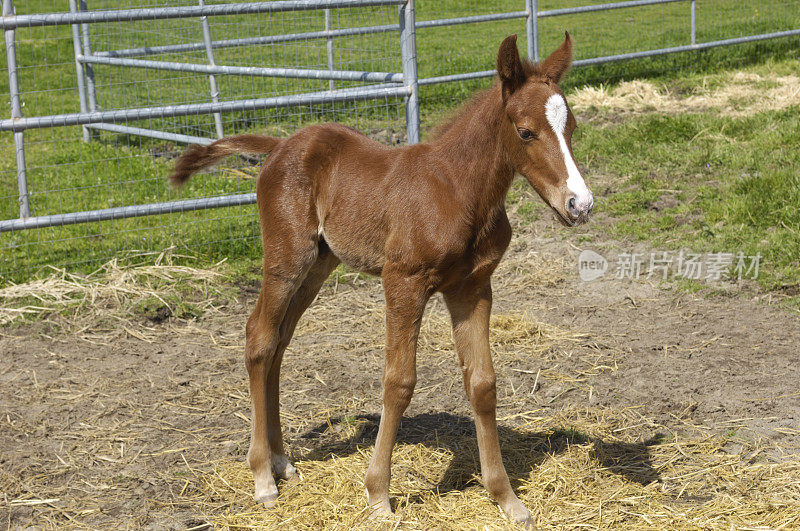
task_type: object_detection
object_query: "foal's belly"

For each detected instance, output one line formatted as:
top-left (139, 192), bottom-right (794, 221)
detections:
top-left (319, 223), bottom-right (385, 276)
top-left (313, 155), bottom-right (395, 276)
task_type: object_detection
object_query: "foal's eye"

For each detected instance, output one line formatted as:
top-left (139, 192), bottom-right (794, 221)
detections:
top-left (517, 128), bottom-right (536, 141)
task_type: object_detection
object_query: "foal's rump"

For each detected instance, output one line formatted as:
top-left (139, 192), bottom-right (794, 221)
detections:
top-left (169, 134), bottom-right (282, 186)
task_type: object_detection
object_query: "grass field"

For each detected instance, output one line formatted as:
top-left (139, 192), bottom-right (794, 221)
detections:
top-left (576, 91), bottom-right (800, 293)
top-left (1, 0), bottom-right (800, 293)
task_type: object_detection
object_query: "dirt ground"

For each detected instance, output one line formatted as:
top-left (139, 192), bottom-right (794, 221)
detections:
top-left (2, 196), bottom-right (799, 529)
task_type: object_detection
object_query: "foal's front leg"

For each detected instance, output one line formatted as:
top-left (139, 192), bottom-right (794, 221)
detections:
top-left (364, 269), bottom-right (431, 515)
top-left (444, 281), bottom-right (532, 528)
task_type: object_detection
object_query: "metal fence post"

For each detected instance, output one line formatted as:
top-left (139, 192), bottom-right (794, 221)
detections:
top-left (399, 0), bottom-right (419, 144)
top-left (79, 0), bottom-right (98, 113)
top-left (3, 0), bottom-right (30, 218)
top-left (325, 9), bottom-right (335, 90)
top-left (525, 0), bottom-right (539, 61)
top-left (199, 0), bottom-right (224, 138)
top-left (68, 0), bottom-right (91, 142)
top-left (690, 0), bottom-right (696, 45)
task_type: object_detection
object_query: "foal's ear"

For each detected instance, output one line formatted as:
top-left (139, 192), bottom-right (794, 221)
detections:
top-left (497, 34), bottom-right (525, 101)
top-left (541, 31), bottom-right (573, 83)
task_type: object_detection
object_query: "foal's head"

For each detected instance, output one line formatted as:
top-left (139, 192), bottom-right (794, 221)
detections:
top-left (497, 33), bottom-right (593, 226)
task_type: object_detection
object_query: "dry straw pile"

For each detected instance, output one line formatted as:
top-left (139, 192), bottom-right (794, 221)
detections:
top-left (190, 407), bottom-right (800, 530)
top-left (0, 249), bottom-right (225, 337)
top-left (570, 71), bottom-right (800, 117)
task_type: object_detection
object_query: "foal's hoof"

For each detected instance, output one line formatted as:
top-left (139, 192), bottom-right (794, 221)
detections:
top-left (272, 454), bottom-right (298, 481)
top-left (367, 502), bottom-right (397, 525)
top-left (505, 511), bottom-right (534, 530)
top-left (503, 500), bottom-right (535, 529)
top-left (366, 492), bottom-right (394, 520)
top-left (515, 515), bottom-right (536, 530)
top-left (255, 487), bottom-right (279, 508)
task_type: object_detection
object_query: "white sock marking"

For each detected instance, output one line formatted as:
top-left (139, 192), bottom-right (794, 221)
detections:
top-left (544, 93), bottom-right (592, 209)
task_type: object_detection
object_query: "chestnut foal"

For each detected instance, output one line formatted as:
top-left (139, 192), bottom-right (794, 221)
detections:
top-left (170, 33), bottom-right (592, 526)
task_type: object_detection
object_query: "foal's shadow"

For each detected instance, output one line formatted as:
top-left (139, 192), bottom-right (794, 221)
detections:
top-left (299, 413), bottom-right (662, 500)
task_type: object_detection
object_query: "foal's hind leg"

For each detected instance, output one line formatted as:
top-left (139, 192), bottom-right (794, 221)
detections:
top-left (265, 245), bottom-right (340, 482)
top-left (246, 239), bottom-right (318, 505)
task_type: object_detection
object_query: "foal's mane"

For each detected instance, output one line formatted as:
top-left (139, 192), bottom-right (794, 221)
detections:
top-left (430, 59), bottom-right (546, 141)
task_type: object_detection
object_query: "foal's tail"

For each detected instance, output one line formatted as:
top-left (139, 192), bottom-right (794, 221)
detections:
top-left (169, 134), bottom-right (282, 186)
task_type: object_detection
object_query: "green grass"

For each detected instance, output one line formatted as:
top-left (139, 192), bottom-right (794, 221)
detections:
top-left (133, 294), bottom-right (202, 321)
top-left (573, 102), bottom-right (800, 292)
top-left (1, 0), bottom-right (799, 287)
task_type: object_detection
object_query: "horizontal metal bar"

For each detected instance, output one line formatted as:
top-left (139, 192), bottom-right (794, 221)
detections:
top-left (0, 193), bottom-right (257, 233)
top-left (571, 28), bottom-right (800, 66)
top-left (79, 54), bottom-right (404, 83)
top-left (0, 83), bottom-right (411, 132)
top-left (0, 0), bottom-right (407, 29)
top-left (95, 23), bottom-right (399, 59)
top-left (418, 69), bottom-right (495, 85)
top-left (538, 0), bottom-right (687, 18)
top-left (416, 11), bottom-right (528, 29)
top-left (85, 123), bottom-right (214, 145)
top-left (418, 28), bottom-right (800, 85)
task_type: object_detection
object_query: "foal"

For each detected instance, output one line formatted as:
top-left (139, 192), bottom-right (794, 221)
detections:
top-left (171, 33), bottom-right (592, 526)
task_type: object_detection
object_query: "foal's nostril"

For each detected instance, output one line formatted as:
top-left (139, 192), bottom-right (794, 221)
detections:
top-left (566, 196), bottom-right (580, 219)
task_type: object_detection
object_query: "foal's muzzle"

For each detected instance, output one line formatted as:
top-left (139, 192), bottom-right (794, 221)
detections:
top-left (565, 193), bottom-right (593, 225)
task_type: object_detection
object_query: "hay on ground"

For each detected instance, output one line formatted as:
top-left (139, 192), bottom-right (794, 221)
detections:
top-left (0, 250), bottom-right (225, 332)
top-left (570, 72), bottom-right (800, 117)
top-left (192, 408), bottom-right (800, 530)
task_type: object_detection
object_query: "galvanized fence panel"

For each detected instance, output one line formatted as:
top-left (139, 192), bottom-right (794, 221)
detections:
top-left (2, 0), bottom-right (799, 281)
top-left (1, 0), bottom-right (410, 279)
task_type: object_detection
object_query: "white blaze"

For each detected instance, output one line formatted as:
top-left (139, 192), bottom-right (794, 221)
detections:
top-left (544, 93), bottom-right (593, 210)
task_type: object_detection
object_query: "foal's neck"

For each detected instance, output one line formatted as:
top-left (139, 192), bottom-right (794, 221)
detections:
top-left (430, 84), bottom-right (515, 227)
